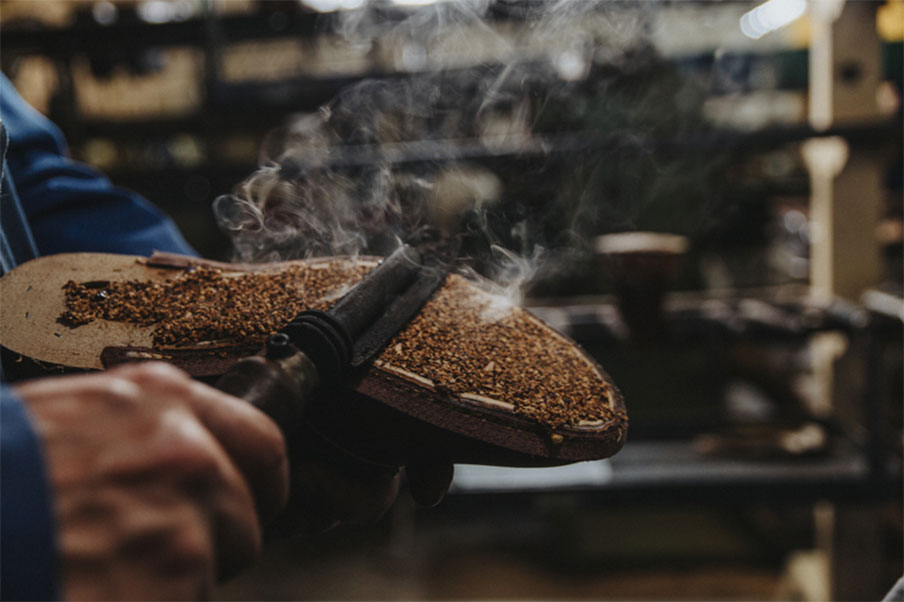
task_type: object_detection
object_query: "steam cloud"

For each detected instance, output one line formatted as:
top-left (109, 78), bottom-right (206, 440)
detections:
top-left (214, 0), bottom-right (717, 301)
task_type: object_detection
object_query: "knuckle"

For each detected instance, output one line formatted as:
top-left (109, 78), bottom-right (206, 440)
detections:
top-left (134, 362), bottom-right (200, 403)
top-left (168, 518), bottom-right (212, 570)
top-left (126, 361), bottom-right (190, 385)
top-left (114, 503), bottom-right (213, 579)
top-left (168, 378), bottom-right (200, 403)
top-left (162, 420), bottom-right (227, 488)
top-left (175, 447), bottom-right (224, 489)
top-left (260, 420), bottom-right (288, 471)
top-left (97, 377), bottom-right (142, 408)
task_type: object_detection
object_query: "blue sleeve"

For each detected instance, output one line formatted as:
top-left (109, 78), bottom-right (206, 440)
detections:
top-left (0, 73), bottom-right (197, 257)
top-left (1, 387), bottom-right (60, 601)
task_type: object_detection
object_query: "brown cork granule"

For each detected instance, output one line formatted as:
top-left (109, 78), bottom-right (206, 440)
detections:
top-left (60, 267), bottom-right (617, 429)
top-left (379, 276), bottom-right (619, 430)
top-left (60, 264), bottom-right (369, 347)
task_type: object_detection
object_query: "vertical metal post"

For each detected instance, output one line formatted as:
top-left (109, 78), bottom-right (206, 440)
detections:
top-left (806, 1), bottom-right (883, 301)
top-left (804, 4), bottom-right (886, 600)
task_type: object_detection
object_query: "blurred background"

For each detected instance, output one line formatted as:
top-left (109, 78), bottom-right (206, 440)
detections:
top-left (1, 0), bottom-right (901, 599)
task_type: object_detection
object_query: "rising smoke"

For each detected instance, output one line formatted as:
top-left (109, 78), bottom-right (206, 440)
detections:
top-left (214, 0), bottom-right (719, 300)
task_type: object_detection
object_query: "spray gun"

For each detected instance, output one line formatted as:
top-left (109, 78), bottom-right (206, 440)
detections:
top-left (215, 234), bottom-right (458, 453)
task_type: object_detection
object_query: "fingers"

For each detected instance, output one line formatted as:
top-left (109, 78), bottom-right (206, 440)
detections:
top-left (59, 488), bottom-right (218, 601)
top-left (140, 404), bottom-right (262, 579)
top-left (115, 362), bottom-right (290, 523)
top-left (406, 460), bottom-right (454, 507)
top-left (112, 491), bottom-right (216, 600)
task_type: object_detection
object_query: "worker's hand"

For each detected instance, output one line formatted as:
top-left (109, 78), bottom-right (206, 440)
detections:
top-left (14, 362), bottom-right (289, 601)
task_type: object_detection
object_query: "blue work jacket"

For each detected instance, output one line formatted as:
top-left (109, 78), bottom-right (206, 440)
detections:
top-left (0, 73), bottom-right (196, 600)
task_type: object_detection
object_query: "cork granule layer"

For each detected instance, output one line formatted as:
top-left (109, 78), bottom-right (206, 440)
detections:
top-left (380, 276), bottom-right (620, 429)
top-left (61, 264), bottom-right (370, 346)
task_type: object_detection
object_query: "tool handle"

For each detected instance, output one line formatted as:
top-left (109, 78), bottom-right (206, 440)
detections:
top-left (216, 335), bottom-right (320, 446)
